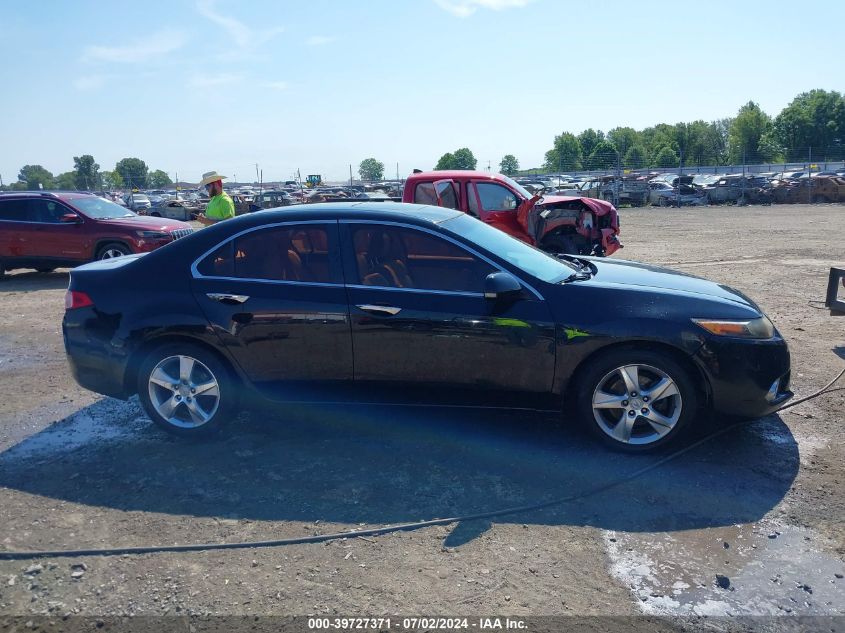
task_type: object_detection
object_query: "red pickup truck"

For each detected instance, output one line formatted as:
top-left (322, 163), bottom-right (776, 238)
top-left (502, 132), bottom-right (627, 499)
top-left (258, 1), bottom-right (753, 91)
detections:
top-left (402, 170), bottom-right (621, 256)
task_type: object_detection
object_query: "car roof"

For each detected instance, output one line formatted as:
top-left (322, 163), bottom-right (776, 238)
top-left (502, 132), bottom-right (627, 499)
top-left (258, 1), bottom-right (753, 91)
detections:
top-left (0, 191), bottom-right (97, 201)
top-left (405, 170), bottom-right (509, 182)
top-left (241, 202), bottom-right (463, 225)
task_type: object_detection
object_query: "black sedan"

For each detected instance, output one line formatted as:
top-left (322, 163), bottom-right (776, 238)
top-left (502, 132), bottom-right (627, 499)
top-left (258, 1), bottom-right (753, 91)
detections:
top-left (62, 203), bottom-right (792, 451)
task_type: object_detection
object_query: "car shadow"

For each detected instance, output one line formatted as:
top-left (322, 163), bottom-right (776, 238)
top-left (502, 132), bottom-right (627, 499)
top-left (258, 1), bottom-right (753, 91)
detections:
top-left (0, 397), bottom-right (799, 538)
top-left (0, 270), bottom-right (69, 292)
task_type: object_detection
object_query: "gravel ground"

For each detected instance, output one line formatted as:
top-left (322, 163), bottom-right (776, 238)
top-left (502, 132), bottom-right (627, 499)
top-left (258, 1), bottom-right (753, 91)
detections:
top-left (0, 204), bottom-right (843, 622)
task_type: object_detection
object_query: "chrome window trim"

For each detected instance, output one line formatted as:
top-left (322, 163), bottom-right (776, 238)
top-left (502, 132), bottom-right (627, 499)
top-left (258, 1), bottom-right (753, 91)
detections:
top-left (190, 219), bottom-right (339, 281)
top-left (193, 275), bottom-right (344, 289)
top-left (341, 219), bottom-right (544, 300)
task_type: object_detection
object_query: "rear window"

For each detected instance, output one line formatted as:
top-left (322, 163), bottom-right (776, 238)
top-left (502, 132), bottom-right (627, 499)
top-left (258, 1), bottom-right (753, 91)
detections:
top-left (197, 225), bottom-right (333, 283)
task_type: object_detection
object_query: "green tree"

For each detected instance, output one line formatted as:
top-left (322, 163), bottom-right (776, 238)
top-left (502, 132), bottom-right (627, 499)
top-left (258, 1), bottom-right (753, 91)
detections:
top-left (772, 89), bottom-right (845, 161)
top-left (586, 140), bottom-right (618, 170)
top-left (358, 158), bottom-right (385, 181)
top-left (72, 154), bottom-right (100, 190)
top-left (577, 128), bottom-right (604, 159)
top-left (54, 171), bottom-right (77, 189)
top-left (148, 170), bottom-right (173, 188)
top-left (728, 101), bottom-right (776, 163)
top-left (543, 132), bottom-right (583, 171)
top-left (115, 157), bottom-right (149, 190)
top-left (499, 154), bottom-right (519, 175)
top-left (434, 152), bottom-right (455, 170)
top-left (623, 145), bottom-right (647, 169)
top-left (652, 146), bottom-right (679, 168)
top-left (451, 147), bottom-right (477, 170)
top-left (606, 127), bottom-right (641, 157)
top-left (100, 170), bottom-right (123, 190)
top-left (18, 165), bottom-right (54, 190)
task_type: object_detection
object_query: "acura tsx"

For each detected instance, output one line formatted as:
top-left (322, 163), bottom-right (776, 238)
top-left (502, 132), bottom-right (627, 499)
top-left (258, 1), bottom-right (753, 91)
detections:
top-left (62, 202), bottom-right (792, 451)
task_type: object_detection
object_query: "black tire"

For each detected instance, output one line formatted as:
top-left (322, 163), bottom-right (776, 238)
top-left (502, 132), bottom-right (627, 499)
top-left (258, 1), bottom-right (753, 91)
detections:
top-left (541, 234), bottom-right (579, 255)
top-left (136, 342), bottom-right (238, 438)
top-left (574, 348), bottom-right (699, 452)
top-left (96, 242), bottom-right (131, 260)
top-left (150, 211), bottom-right (161, 217)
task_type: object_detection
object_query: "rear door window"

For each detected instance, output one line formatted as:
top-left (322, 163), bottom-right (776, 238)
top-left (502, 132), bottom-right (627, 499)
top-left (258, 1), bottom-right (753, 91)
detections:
top-left (0, 199), bottom-right (33, 222)
top-left (197, 224), bottom-right (336, 283)
top-left (434, 180), bottom-right (459, 209)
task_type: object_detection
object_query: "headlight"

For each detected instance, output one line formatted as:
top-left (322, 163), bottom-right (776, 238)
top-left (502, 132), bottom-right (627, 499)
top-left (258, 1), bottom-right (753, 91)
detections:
top-left (692, 316), bottom-right (775, 339)
top-left (135, 230), bottom-right (170, 239)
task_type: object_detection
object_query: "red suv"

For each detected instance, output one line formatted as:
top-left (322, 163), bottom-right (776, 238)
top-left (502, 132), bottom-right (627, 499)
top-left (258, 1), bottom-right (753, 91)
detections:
top-left (0, 192), bottom-right (194, 278)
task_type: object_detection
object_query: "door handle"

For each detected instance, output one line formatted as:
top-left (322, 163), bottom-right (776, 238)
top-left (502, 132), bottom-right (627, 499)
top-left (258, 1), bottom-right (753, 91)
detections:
top-left (206, 293), bottom-right (250, 304)
top-left (356, 304), bottom-right (401, 316)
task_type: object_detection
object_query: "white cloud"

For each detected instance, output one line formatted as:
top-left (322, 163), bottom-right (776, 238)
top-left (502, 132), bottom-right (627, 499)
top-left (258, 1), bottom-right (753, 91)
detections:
top-left (433, 0), bottom-right (531, 18)
top-left (188, 73), bottom-right (243, 88)
top-left (261, 80), bottom-right (288, 90)
top-left (73, 75), bottom-right (106, 91)
top-left (306, 35), bottom-right (334, 46)
top-left (196, 0), bottom-right (283, 50)
top-left (82, 29), bottom-right (186, 63)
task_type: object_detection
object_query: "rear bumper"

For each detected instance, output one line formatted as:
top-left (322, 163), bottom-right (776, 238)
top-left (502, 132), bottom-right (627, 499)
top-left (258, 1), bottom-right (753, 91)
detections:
top-left (694, 335), bottom-right (792, 418)
top-left (62, 308), bottom-right (131, 399)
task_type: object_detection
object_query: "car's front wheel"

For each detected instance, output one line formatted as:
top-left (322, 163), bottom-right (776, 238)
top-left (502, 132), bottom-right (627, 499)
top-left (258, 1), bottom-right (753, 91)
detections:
top-left (97, 243), bottom-right (131, 260)
top-left (575, 348), bottom-right (699, 452)
top-left (137, 343), bottom-right (237, 437)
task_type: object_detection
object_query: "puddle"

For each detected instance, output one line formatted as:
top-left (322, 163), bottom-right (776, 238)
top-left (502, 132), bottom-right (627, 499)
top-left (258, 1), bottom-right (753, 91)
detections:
top-left (0, 398), bottom-right (149, 465)
top-left (605, 522), bottom-right (845, 616)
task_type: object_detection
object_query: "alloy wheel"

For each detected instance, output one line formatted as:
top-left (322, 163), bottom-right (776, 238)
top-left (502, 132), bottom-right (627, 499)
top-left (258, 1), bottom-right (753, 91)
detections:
top-left (591, 363), bottom-right (682, 445)
top-left (100, 248), bottom-right (126, 259)
top-left (147, 355), bottom-right (221, 428)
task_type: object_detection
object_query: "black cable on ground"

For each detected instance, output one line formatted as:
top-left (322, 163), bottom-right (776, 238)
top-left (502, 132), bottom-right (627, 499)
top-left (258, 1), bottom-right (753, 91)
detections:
top-left (1, 366), bottom-right (842, 561)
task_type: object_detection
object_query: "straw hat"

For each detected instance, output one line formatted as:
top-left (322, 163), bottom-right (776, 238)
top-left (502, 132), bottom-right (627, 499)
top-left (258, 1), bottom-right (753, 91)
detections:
top-left (199, 170), bottom-right (228, 187)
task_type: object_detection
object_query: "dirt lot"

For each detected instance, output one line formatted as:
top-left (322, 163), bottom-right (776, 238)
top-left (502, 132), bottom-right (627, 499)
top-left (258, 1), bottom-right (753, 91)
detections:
top-left (0, 204), bottom-right (844, 622)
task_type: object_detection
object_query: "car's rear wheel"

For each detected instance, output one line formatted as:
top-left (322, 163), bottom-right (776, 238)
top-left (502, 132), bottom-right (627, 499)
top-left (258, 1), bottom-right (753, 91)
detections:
top-left (575, 348), bottom-right (699, 452)
top-left (97, 242), bottom-right (131, 260)
top-left (137, 343), bottom-right (237, 437)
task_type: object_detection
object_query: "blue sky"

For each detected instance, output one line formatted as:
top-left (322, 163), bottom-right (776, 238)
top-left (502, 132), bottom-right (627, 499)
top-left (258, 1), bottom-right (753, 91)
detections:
top-left (1, 0), bottom-right (843, 183)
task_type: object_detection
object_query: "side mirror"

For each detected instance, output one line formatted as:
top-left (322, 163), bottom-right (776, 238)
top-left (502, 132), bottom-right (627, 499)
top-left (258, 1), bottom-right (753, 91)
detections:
top-left (484, 272), bottom-right (522, 301)
top-left (60, 213), bottom-right (81, 223)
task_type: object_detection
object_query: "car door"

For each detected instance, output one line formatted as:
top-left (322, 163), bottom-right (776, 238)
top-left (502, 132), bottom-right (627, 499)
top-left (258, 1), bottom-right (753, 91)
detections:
top-left (26, 198), bottom-right (87, 261)
top-left (190, 220), bottom-right (353, 400)
top-left (340, 221), bottom-right (556, 403)
top-left (467, 181), bottom-right (527, 240)
top-left (0, 197), bottom-right (37, 263)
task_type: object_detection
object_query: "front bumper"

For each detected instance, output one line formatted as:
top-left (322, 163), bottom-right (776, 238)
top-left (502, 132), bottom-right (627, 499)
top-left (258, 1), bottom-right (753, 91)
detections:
top-left (694, 335), bottom-right (792, 418)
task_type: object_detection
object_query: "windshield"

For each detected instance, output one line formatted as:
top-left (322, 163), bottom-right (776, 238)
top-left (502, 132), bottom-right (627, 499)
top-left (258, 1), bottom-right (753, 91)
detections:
top-left (72, 196), bottom-right (136, 219)
top-left (443, 214), bottom-right (578, 282)
top-left (500, 175), bottom-right (533, 199)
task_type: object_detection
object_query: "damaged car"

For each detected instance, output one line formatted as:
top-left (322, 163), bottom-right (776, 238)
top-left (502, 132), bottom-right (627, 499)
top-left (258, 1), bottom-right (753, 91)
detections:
top-left (402, 170), bottom-right (621, 256)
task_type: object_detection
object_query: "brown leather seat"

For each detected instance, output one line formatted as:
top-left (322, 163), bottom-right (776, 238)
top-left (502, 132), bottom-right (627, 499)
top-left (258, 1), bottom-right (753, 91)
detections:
top-left (360, 231), bottom-right (414, 288)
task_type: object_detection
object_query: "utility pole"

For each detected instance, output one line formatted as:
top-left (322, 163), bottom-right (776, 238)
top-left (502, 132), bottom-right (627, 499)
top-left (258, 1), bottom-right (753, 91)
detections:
top-left (349, 164), bottom-right (353, 186)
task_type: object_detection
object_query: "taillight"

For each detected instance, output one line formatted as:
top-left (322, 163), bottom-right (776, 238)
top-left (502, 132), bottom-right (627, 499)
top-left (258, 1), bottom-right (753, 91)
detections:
top-left (65, 290), bottom-right (94, 310)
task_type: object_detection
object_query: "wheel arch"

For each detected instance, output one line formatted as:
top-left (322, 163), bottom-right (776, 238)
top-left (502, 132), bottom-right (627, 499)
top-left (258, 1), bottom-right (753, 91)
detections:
top-left (94, 239), bottom-right (132, 259)
top-left (123, 333), bottom-right (245, 397)
top-left (563, 340), bottom-right (712, 409)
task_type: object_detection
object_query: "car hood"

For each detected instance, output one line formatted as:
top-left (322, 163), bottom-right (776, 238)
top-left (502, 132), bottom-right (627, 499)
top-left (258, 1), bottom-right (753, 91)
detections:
top-left (95, 215), bottom-right (192, 231)
top-left (576, 257), bottom-right (762, 311)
